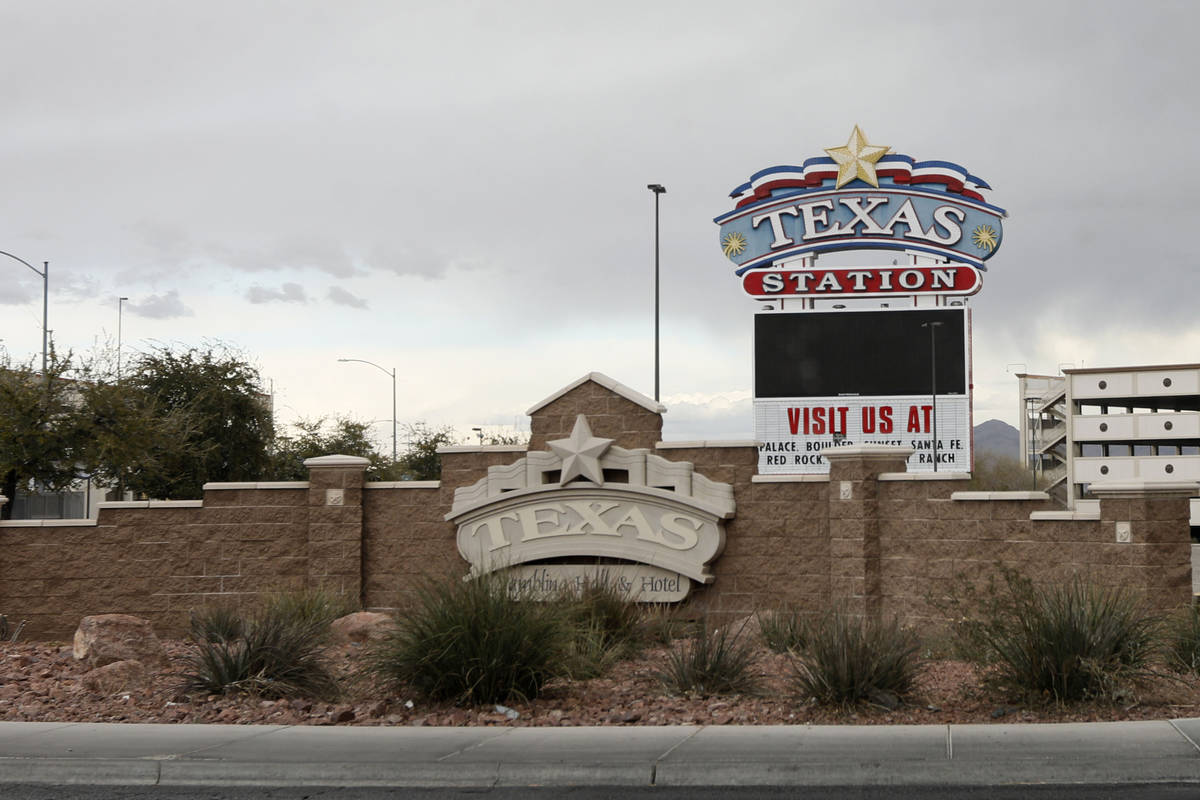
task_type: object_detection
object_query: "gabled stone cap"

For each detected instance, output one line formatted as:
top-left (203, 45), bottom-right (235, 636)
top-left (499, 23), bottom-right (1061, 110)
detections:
top-left (526, 372), bottom-right (666, 416)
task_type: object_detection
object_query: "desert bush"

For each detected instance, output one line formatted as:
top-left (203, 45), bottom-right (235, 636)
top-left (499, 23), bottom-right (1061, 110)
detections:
top-left (188, 603), bottom-right (245, 643)
top-left (790, 609), bottom-right (920, 706)
top-left (559, 576), bottom-right (645, 678)
top-left (943, 569), bottom-right (1158, 703)
top-left (261, 586), bottom-right (358, 627)
top-left (758, 607), bottom-right (807, 654)
top-left (658, 619), bottom-right (760, 697)
top-left (1164, 603), bottom-right (1200, 674)
top-left (367, 572), bottom-right (569, 705)
top-left (965, 453), bottom-right (1045, 491)
top-left (179, 607), bottom-right (337, 699)
top-left (640, 606), bottom-right (698, 645)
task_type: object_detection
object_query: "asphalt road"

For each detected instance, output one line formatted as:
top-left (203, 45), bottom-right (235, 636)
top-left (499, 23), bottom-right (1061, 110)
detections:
top-left (3, 785), bottom-right (1200, 800)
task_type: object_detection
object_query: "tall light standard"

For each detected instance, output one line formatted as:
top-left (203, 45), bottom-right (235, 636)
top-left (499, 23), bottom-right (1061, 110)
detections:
top-left (337, 358), bottom-right (397, 463)
top-left (117, 297), bottom-right (129, 379)
top-left (922, 320), bottom-right (944, 472)
top-left (0, 251), bottom-right (48, 379)
top-left (647, 184), bottom-right (666, 402)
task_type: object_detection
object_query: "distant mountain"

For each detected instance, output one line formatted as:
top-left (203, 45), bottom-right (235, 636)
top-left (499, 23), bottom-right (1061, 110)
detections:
top-left (973, 419), bottom-right (1020, 460)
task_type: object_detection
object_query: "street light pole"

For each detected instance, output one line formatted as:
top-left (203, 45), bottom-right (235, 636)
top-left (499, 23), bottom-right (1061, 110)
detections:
top-left (922, 320), bottom-right (944, 472)
top-left (0, 251), bottom-right (48, 379)
top-left (117, 297), bottom-right (129, 379)
top-left (647, 184), bottom-right (666, 402)
top-left (337, 358), bottom-right (397, 463)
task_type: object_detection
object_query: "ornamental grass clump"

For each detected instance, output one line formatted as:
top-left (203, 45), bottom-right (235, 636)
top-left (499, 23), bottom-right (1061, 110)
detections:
top-left (1162, 604), bottom-right (1200, 675)
top-left (261, 586), bottom-right (357, 627)
top-left (658, 619), bottom-right (760, 697)
top-left (947, 569), bottom-right (1158, 703)
top-left (180, 605), bottom-right (338, 699)
top-left (790, 608), bottom-right (920, 706)
top-left (757, 607), bottom-right (808, 654)
top-left (559, 575), bottom-right (645, 677)
top-left (367, 572), bottom-right (569, 705)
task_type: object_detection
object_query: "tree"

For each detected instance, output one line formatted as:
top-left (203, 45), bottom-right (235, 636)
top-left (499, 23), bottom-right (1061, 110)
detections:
top-left (0, 350), bottom-right (88, 519)
top-left (269, 416), bottom-right (399, 481)
top-left (120, 343), bottom-right (274, 498)
top-left (397, 422), bottom-right (458, 481)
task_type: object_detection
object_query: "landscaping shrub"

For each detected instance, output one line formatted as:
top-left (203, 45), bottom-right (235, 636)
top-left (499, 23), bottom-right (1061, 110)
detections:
top-left (261, 586), bottom-right (358, 627)
top-left (366, 572), bottom-right (569, 705)
top-left (188, 603), bottom-right (244, 643)
top-left (559, 575), bottom-right (644, 677)
top-left (757, 607), bottom-right (807, 654)
top-left (1164, 603), bottom-right (1200, 675)
top-left (179, 606), bottom-right (338, 699)
top-left (944, 569), bottom-right (1158, 703)
top-left (790, 609), bottom-right (920, 706)
top-left (658, 619), bottom-right (760, 697)
top-left (640, 605), bottom-right (698, 645)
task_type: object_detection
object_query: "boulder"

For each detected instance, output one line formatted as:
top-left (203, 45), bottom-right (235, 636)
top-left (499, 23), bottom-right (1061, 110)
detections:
top-left (330, 611), bottom-right (396, 644)
top-left (81, 659), bottom-right (146, 695)
top-left (73, 614), bottom-right (169, 669)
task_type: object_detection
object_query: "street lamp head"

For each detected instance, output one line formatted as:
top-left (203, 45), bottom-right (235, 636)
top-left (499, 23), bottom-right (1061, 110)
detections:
top-left (647, 184), bottom-right (666, 194)
top-left (922, 320), bottom-right (944, 329)
top-left (119, 296), bottom-right (129, 301)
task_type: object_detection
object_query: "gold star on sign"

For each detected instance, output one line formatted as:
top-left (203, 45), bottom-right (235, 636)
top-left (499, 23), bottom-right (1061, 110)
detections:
top-left (548, 414), bottom-right (614, 484)
top-left (824, 126), bottom-right (891, 189)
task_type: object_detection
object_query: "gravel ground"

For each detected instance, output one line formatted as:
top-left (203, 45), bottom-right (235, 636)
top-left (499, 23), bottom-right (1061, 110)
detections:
top-left (4, 637), bottom-right (1200, 727)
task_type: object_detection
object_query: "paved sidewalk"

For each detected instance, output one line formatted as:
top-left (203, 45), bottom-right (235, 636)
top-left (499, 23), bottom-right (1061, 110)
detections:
top-left (2, 720), bottom-right (1200, 787)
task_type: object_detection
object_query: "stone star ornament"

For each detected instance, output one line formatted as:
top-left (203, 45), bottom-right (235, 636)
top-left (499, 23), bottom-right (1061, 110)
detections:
top-left (548, 415), bottom-right (614, 484)
top-left (825, 126), bottom-right (891, 189)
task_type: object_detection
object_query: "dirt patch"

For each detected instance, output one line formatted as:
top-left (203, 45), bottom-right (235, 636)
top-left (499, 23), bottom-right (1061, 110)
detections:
top-left (3, 639), bottom-right (1199, 727)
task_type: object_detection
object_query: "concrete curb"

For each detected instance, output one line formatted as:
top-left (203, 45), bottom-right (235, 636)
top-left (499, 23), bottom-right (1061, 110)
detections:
top-left (2, 720), bottom-right (1200, 788)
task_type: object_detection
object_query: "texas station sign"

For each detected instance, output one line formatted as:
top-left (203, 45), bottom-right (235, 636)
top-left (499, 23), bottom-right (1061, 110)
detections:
top-left (716, 128), bottom-right (1002, 476)
top-left (715, 126), bottom-right (1006, 274)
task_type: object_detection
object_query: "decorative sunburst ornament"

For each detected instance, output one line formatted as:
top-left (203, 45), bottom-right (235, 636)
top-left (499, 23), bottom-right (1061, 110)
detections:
top-left (971, 224), bottom-right (998, 252)
top-left (824, 126), bottom-right (891, 189)
top-left (722, 232), bottom-right (747, 257)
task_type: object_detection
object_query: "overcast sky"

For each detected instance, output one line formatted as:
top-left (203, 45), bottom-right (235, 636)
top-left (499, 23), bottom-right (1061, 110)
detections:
top-left (2, 0), bottom-right (1197, 447)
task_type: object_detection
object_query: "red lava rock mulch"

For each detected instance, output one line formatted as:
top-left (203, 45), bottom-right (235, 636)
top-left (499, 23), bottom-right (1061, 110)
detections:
top-left (3, 639), bottom-right (1199, 727)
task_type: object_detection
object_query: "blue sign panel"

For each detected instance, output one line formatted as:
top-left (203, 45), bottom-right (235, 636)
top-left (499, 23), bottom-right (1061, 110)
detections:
top-left (715, 128), bottom-right (1006, 274)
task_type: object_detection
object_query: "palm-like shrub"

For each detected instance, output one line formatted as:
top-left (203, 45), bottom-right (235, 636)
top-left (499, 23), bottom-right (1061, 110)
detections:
top-left (261, 586), bottom-right (357, 627)
top-left (949, 570), bottom-right (1158, 703)
top-left (559, 576), bottom-right (644, 677)
top-left (180, 607), bottom-right (337, 699)
top-left (188, 603), bottom-right (244, 643)
top-left (367, 572), bottom-right (569, 705)
top-left (757, 607), bottom-right (807, 654)
top-left (1165, 604), bottom-right (1200, 674)
top-left (658, 619), bottom-right (760, 697)
top-left (791, 609), bottom-right (919, 706)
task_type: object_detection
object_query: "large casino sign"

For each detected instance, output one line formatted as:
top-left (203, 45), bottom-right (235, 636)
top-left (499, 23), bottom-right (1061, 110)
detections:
top-left (717, 128), bottom-right (1006, 475)
top-left (715, 126), bottom-right (1006, 296)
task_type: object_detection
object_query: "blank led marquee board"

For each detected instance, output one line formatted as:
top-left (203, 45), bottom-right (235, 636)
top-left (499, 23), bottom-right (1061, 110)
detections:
top-left (753, 308), bottom-right (971, 474)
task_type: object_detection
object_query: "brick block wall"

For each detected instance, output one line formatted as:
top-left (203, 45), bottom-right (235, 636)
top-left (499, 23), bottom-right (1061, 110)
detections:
top-left (2, 375), bottom-right (1195, 640)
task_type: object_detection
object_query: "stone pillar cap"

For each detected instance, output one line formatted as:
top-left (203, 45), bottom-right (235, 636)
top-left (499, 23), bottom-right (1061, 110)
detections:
top-left (822, 444), bottom-right (916, 461)
top-left (302, 454), bottom-right (372, 468)
top-left (1088, 480), bottom-right (1200, 498)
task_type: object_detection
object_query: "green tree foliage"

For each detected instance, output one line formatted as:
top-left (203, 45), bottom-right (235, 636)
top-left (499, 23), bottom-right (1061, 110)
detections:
top-left (0, 350), bottom-right (88, 519)
top-left (120, 344), bottom-right (274, 498)
top-left (270, 416), bottom-right (399, 481)
top-left (397, 421), bottom-right (458, 480)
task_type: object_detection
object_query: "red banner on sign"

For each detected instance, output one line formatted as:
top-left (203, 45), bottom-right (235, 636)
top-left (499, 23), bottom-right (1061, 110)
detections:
top-left (742, 264), bottom-right (982, 299)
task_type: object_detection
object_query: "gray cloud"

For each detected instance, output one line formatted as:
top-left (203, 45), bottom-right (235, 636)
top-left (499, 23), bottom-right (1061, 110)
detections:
top-left (327, 286), bottom-right (368, 309)
top-left (246, 282), bottom-right (308, 304)
top-left (130, 290), bottom-right (194, 319)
